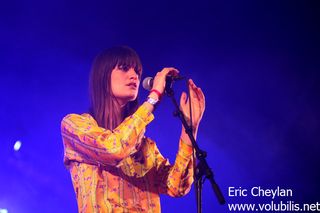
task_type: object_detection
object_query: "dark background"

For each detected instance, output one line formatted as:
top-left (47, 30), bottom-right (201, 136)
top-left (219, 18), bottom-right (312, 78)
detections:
top-left (1, 0), bottom-right (319, 212)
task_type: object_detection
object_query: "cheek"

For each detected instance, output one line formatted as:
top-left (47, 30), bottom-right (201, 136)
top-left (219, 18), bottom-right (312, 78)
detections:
top-left (110, 73), bottom-right (123, 90)
top-left (110, 80), bottom-right (119, 95)
top-left (111, 82), bottom-right (122, 94)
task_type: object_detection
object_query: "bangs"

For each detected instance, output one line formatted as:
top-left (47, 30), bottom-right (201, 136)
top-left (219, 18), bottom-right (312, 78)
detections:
top-left (106, 46), bottom-right (143, 77)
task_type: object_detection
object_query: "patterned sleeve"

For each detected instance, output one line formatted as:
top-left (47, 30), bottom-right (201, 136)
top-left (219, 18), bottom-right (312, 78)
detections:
top-left (61, 104), bottom-right (154, 167)
top-left (154, 138), bottom-right (194, 197)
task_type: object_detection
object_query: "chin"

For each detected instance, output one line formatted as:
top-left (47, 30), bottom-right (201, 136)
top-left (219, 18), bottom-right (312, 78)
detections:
top-left (127, 95), bottom-right (138, 102)
top-left (129, 97), bottom-right (138, 102)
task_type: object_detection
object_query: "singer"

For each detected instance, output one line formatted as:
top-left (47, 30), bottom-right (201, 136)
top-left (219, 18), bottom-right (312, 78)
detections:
top-left (61, 46), bottom-right (205, 212)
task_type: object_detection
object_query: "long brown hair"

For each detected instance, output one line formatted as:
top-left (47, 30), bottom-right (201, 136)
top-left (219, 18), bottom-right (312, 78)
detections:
top-left (89, 46), bottom-right (142, 130)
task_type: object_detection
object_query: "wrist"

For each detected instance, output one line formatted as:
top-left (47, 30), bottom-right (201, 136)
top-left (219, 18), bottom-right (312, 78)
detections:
top-left (143, 100), bottom-right (155, 112)
top-left (182, 125), bottom-right (198, 139)
top-left (148, 92), bottom-right (159, 100)
top-left (150, 89), bottom-right (162, 100)
top-left (146, 96), bottom-right (159, 105)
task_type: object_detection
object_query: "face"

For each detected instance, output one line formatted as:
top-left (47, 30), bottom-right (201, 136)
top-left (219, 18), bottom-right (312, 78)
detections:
top-left (110, 65), bottom-right (140, 106)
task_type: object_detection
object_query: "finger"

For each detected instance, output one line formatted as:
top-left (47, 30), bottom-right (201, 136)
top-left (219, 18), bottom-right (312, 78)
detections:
top-left (188, 85), bottom-right (205, 111)
top-left (189, 80), bottom-right (201, 97)
top-left (197, 88), bottom-right (206, 109)
top-left (180, 91), bottom-right (188, 107)
top-left (189, 79), bottom-right (203, 99)
top-left (168, 68), bottom-right (179, 76)
top-left (161, 67), bottom-right (179, 76)
top-left (188, 80), bottom-right (200, 100)
top-left (154, 67), bottom-right (178, 82)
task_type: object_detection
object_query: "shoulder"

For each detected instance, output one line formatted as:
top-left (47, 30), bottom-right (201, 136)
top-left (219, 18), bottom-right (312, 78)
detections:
top-left (61, 113), bottom-right (98, 127)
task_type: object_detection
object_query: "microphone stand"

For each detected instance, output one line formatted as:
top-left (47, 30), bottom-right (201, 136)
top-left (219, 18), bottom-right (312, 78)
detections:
top-left (164, 80), bottom-right (225, 213)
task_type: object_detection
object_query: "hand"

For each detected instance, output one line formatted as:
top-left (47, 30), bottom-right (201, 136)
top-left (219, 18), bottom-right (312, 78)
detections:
top-left (180, 79), bottom-right (206, 129)
top-left (151, 67), bottom-right (179, 96)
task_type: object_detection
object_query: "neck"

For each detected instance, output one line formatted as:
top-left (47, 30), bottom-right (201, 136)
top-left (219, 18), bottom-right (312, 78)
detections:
top-left (113, 98), bottom-right (126, 118)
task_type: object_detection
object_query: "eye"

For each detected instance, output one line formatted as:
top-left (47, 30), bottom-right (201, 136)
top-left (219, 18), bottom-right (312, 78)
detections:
top-left (118, 64), bottom-right (130, 71)
top-left (134, 67), bottom-right (142, 77)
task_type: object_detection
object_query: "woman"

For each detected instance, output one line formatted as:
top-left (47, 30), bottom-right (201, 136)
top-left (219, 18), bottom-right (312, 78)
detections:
top-left (61, 46), bottom-right (205, 212)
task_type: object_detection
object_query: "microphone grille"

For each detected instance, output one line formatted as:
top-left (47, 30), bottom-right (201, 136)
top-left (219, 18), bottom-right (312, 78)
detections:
top-left (142, 77), bottom-right (153, 91)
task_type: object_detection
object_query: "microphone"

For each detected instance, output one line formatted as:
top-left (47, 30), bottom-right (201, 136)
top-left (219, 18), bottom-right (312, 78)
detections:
top-left (142, 75), bottom-right (185, 91)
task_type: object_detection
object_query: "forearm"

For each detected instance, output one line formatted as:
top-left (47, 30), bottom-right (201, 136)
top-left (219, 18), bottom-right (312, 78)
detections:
top-left (61, 104), bottom-right (154, 166)
top-left (156, 137), bottom-right (194, 197)
top-left (142, 92), bottom-right (158, 112)
top-left (180, 124), bottom-right (198, 146)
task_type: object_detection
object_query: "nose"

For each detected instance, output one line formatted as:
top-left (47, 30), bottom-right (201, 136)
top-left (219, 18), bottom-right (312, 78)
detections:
top-left (128, 68), bottom-right (138, 80)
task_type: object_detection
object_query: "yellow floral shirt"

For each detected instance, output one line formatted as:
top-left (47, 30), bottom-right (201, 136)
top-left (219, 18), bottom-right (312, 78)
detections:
top-left (61, 104), bottom-right (194, 213)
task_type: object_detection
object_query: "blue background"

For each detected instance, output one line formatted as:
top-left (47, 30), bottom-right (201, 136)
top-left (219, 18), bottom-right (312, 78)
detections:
top-left (1, 0), bottom-right (319, 212)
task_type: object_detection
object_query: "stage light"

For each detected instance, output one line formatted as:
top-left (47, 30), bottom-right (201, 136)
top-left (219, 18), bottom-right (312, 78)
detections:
top-left (14, 140), bottom-right (22, 151)
top-left (0, 208), bottom-right (8, 213)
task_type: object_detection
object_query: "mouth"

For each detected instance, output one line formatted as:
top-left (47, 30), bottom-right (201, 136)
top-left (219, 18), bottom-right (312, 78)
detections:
top-left (126, 82), bottom-right (137, 89)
